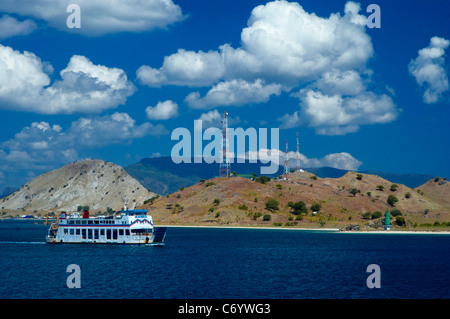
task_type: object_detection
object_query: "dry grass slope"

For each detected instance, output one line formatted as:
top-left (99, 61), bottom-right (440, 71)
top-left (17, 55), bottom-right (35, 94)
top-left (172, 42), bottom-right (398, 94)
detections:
top-left (140, 171), bottom-right (450, 230)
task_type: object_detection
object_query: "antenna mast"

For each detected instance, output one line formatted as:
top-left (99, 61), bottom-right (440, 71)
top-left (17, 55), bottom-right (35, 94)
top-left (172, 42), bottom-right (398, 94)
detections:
top-left (296, 132), bottom-right (300, 172)
top-left (284, 139), bottom-right (289, 179)
top-left (219, 111), bottom-right (231, 177)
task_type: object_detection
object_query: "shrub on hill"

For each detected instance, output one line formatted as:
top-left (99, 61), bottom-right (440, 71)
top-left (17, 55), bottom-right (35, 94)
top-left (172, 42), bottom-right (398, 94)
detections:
top-left (288, 201), bottom-right (307, 215)
top-left (265, 198), bottom-right (279, 211)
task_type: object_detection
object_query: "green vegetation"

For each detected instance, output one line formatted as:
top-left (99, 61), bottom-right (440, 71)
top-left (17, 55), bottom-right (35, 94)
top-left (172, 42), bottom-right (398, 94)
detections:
top-left (349, 188), bottom-right (360, 197)
top-left (310, 202), bottom-right (322, 212)
top-left (205, 182), bottom-right (215, 187)
top-left (285, 221), bottom-right (298, 226)
top-left (376, 185), bottom-right (384, 191)
top-left (310, 175), bottom-right (318, 180)
top-left (390, 209), bottom-right (402, 217)
top-left (395, 216), bottom-right (406, 226)
top-left (253, 212), bottom-right (262, 220)
top-left (371, 211), bottom-right (382, 219)
top-left (173, 203), bottom-right (184, 213)
top-left (77, 205), bottom-right (90, 212)
top-left (287, 201), bottom-right (307, 215)
top-left (143, 195), bottom-right (160, 205)
top-left (404, 192), bottom-right (411, 199)
top-left (387, 195), bottom-right (398, 206)
top-left (362, 212), bottom-right (371, 220)
top-left (238, 204), bottom-right (248, 211)
top-left (390, 184), bottom-right (398, 191)
top-left (356, 174), bottom-right (363, 180)
top-left (265, 198), bottom-right (279, 211)
top-left (255, 175), bottom-right (271, 184)
top-left (262, 214), bottom-right (271, 221)
top-left (213, 198), bottom-right (220, 205)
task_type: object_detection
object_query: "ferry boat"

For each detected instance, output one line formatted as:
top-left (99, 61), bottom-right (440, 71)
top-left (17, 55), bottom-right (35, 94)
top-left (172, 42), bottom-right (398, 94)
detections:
top-left (46, 204), bottom-right (166, 245)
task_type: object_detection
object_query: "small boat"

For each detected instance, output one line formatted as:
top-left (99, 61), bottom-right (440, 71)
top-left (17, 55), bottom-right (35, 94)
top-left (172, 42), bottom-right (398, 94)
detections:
top-left (46, 201), bottom-right (166, 245)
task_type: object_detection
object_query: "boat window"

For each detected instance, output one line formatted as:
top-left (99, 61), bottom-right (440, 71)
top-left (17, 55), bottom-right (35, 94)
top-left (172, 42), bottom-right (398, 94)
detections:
top-left (70, 229), bottom-right (74, 235)
top-left (88, 229), bottom-right (93, 239)
top-left (63, 228), bottom-right (68, 234)
top-left (82, 229), bottom-right (86, 239)
top-left (94, 220), bottom-right (99, 224)
top-left (119, 229), bottom-right (124, 236)
top-left (88, 220), bottom-right (93, 225)
top-left (100, 229), bottom-right (105, 236)
top-left (76, 220), bottom-right (81, 225)
top-left (106, 229), bottom-right (111, 240)
top-left (94, 229), bottom-right (99, 239)
top-left (76, 229), bottom-right (80, 235)
top-left (125, 229), bottom-right (130, 236)
top-left (113, 229), bottom-right (118, 240)
top-left (82, 220), bottom-right (87, 225)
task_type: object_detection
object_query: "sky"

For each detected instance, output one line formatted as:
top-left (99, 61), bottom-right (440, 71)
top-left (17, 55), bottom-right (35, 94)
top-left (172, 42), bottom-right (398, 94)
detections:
top-left (0, 0), bottom-right (449, 191)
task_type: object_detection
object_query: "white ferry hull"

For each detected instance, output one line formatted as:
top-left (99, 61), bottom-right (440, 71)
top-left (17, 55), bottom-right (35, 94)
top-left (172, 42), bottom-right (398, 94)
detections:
top-left (46, 234), bottom-right (157, 244)
top-left (46, 209), bottom-right (166, 245)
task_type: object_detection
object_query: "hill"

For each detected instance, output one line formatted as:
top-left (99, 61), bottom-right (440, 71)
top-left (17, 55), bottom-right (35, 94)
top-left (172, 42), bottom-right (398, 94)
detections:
top-left (139, 171), bottom-right (450, 230)
top-left (1, 159), bottom-right (155, 214)
top-left (125, 156), bottom-right (439, 195)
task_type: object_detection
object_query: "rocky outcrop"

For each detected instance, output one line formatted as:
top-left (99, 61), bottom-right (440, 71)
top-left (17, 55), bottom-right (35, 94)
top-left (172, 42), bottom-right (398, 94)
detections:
top-left (340, 224), bottom-right (361, 231)
top-left (1, 160), bottom-right (155, 212)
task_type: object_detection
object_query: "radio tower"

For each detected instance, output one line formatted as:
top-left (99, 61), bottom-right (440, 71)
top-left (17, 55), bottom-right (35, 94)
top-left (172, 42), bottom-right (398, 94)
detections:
top-left (219, 111), bottom-right (230, 177)
top-left (296, 132), bottom-right (300, 172)
top-left (284, 139), bottom-right (289, 179)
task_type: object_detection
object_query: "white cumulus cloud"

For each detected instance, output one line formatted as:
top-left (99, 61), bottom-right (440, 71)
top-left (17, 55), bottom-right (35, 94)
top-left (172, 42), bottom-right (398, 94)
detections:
top-left (0, 15), bottom-right (36, 39)
top-left (242, 149), bottom-right (362, 171)
top-left (0, 113), bottom-right (168, 172)
top-left (0, 45), bottom-right (135, 114)
top-left (408, 36), bottom-right (450, 104)
top-left (136, 1), bottom-right (397, 135)
top-left (0, 0), bottom-right (184, 36)
top-left (185, 79), bottom-right (282, 109)
top-left (145, 100), bottom-right (179, 120)
top-left (137, 0), bottom-right (372, 88)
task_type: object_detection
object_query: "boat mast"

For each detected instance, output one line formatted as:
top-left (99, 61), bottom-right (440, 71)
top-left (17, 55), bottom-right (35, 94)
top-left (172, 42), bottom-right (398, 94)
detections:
top-left (123, 194), bottom-right (128, 211)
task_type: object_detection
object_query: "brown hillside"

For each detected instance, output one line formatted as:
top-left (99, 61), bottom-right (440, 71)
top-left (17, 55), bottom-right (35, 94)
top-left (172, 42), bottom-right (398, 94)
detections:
top-left (140, 171), bottom-right (449, 230)
top-left (1, 160), bottom-right (154, 214)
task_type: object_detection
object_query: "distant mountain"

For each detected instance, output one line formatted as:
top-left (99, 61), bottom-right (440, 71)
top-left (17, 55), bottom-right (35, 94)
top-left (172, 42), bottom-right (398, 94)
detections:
top-left (1, 160), bottom-right (155, 212)
top-left (125, 157), bottom-right (280, 195)
top-left (125, 156), bottom-right (439, 195)
top-left (0, 187), bottom-right (17, 199)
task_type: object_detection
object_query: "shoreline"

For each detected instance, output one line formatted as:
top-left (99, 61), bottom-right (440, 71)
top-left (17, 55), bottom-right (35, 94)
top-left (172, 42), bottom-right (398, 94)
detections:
top-left (158, 224), bottom-right (450, 234)
top-left (158, 224), bottom-right (340, 231)
top-left (4, 219), bottom-right (450, 234)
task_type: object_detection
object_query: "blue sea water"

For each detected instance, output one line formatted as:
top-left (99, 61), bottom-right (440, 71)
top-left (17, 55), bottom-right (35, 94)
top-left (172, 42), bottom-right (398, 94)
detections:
top-left (0, 220), bottom-right (449, 299)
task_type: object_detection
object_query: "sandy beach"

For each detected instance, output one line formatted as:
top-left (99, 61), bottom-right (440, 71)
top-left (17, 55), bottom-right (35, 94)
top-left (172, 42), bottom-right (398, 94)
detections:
top-left (159, 224), bottom-right (450, 234)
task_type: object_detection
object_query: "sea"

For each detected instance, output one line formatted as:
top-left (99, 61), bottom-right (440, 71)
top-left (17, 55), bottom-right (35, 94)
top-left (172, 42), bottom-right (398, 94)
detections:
top-left (0, 220), bottom-right (449, 299)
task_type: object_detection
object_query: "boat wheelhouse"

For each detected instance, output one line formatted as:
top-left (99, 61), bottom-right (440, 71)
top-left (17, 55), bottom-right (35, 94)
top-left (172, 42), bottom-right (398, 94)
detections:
top-left (46, 208), bottom-right (166, 245)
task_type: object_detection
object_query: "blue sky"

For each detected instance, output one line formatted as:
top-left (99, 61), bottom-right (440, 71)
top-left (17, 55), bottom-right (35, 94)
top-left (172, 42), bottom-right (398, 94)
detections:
top-left (0, 0), bottom-right (449, 191)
